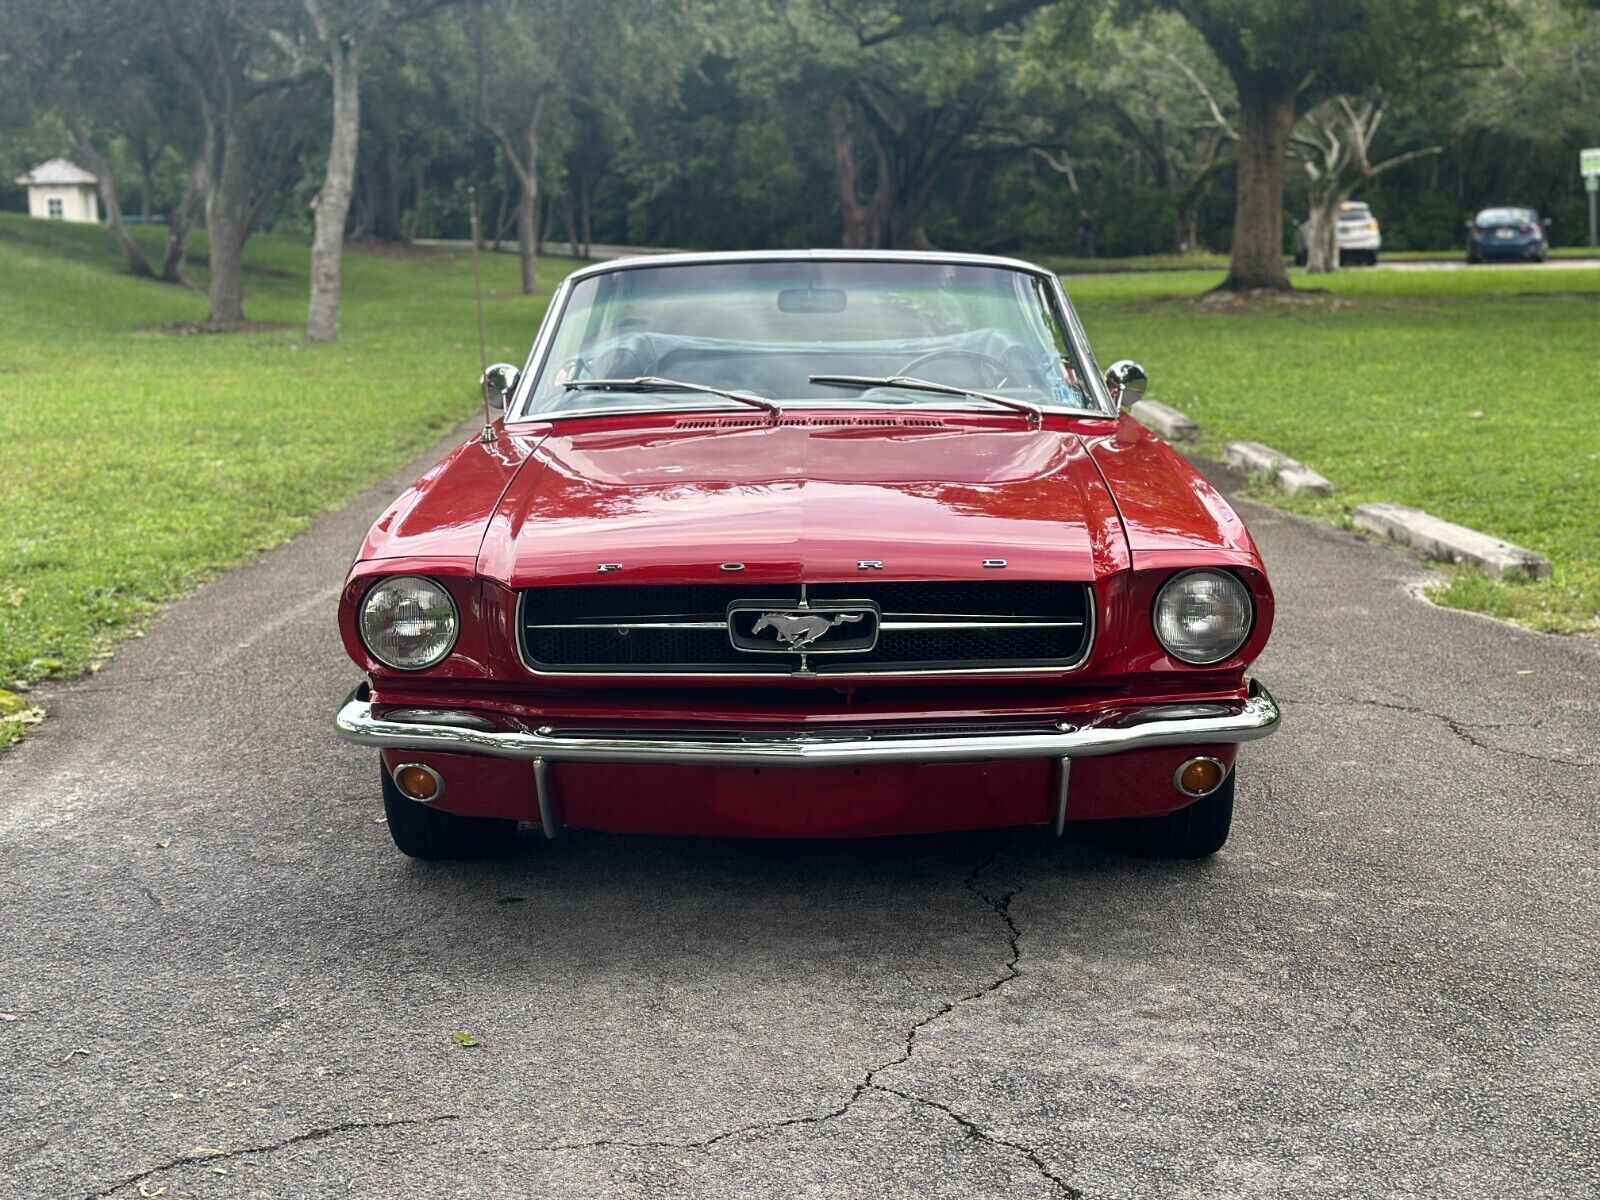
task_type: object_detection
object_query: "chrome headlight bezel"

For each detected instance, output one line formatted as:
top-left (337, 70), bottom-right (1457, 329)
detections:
top-left (358, 575), bottom-right (460, 671)
top-left (1152, 568), bottom-right (1254, 666)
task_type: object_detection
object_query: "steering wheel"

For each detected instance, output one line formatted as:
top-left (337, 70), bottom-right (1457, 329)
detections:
top-left (898, 347), bottom-right (1011, 390)
top-left (898, 345), bottom-right (1056, 394)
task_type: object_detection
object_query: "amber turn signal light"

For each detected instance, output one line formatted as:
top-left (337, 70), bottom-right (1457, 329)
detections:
top-left (393, 763), bottom-right (443, 802)
top-left (1174, 757), bottom-right (1226, 798)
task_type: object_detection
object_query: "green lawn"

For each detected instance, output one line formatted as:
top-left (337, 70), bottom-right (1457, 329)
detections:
top-left (0, 213), bottom-right (582, 744)
top-left (2, 222), bottom-right (1596, 745)
top-left (1068, 264), bottom-right (1600, 633)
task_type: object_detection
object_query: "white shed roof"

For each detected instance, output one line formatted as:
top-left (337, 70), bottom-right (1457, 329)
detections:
top-left (14, 157), bottom-right (99, 186)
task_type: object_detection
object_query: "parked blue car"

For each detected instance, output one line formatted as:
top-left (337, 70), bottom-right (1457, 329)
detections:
top-left (1466, 207), bottom-right (1549, 263)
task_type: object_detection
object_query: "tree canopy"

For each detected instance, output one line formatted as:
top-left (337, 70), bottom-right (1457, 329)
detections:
top-left (3, 0), bottom-right (1595, 315)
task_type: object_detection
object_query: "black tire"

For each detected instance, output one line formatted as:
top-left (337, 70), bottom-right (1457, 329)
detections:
top-left (381, 765), bottom-right (517, 859)
top-left (1366, 252), bottom-right (1379, 267)
top-left (1098, 771), bottom-right (1235, 859)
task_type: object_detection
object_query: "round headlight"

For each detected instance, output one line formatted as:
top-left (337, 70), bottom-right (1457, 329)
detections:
top-left (359, 576), bottom-right (459, 670)
top-left (1153, 569), bottom-right (1253, 665)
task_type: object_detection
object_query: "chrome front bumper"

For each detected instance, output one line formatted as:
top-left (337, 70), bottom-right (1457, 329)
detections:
top-left (334, 680), bottom-right (1280, 768)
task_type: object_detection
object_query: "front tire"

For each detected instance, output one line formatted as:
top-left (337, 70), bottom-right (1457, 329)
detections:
top-left (381, 766), bottom-right (517, 859)
top-left (1099, 772), bottom-right (1235, 858)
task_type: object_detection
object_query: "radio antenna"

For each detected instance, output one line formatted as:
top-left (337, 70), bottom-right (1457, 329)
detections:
top-left (466, 185), bottom-right (497, 445)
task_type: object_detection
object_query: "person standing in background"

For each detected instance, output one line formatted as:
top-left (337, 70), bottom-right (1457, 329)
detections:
top-left (1077, 209), bottom-right (1096, 258)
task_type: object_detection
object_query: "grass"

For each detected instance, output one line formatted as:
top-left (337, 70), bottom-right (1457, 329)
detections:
top-left (0, 213), bottom-right (582, 745)
top-left (2, 221), bottom-right (1596, 747)
top-left (1066, 264), bottom-right (1600, 633)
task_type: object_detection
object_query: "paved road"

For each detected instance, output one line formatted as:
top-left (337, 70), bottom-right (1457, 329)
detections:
top-left (3, 434), bottom-right (1596, 1200)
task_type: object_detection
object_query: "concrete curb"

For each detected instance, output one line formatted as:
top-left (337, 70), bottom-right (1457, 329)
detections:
top-left (1129, 399), bottom-right (1198, 442)
top-left (1352, 503), bottom-right (1553, 581)
top-left (1223, 440), bottom-right (1334, 497)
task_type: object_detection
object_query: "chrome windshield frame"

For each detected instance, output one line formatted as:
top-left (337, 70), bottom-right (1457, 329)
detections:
top-left (504, 251), bottom-right (1118, 424)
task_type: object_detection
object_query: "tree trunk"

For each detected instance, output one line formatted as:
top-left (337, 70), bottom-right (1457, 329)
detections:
top-left (404, 161), bottom-right (425, 241)
top-left (515, 113), bottom-right (541, 294)
top-left (1175, 199), bottom-right (1201, 255)
top-left (830, 101), bottom-right (883, 249)
top-left (562, 188), bottom-right (578, 257)
top-left (161, 157), bottom-right (206, 284)
top-left (307, 33), bottom-right (362, 343)
top-left (138, 153), bottom-right (154, 224)
top-left (205, 119), bottom-right (253, 325)
top-left (516, 181), bottom-right (538, 292)
top-left (1303, 187), bottom-right (1342, 273)
top-left (1219, 77), bottom-right (1297, 291)
top-left (73, 139), bottom-right (153, 278)
top-left (368, 141), bottom-right (404, 241)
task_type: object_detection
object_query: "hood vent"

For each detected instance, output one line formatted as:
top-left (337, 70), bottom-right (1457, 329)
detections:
top-left (673, 415), bottom-right (948, 431)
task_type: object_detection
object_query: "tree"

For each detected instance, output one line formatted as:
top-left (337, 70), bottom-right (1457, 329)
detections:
top-left (157, 0), bottom-right (317, 326)
top-left (783, 0), bottom-right (1077, 249)
top-left (0, 0), bottom-right (158, 276)
top-left (1137, 0), bottom-right (1505, 290)
top-left (1018, 9), bottom-right (1236, 253)
top-left (303, 0), bottom-right (453, 343)
top-left (1292, 95), bottom-right (1440, 272)
top-left (468, 0), bottom-right (701, 292)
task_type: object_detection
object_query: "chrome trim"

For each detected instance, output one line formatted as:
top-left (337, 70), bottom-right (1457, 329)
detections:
top-left (879, 619), bottom-right (1081, 631)
top-left (336, 681), bottom-right (1279, 767)
top-left (511, 586), bottom-right (1098, 680)
top-left (1173, 755), bottom-right (1231, 798)
top-left (529, 620), bottom-right (730, 631)
top-left (505, 251), bottom-right (1119, 423)
top-left (391, 762), bottom-right (445, 804)
top-left (1053, 757), bottom-right (1072, 836)
top-left (533, 758), bottom-right (560, 838)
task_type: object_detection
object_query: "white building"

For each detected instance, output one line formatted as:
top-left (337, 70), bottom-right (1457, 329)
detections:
top-left (14, 158), bottom-right (101, 223)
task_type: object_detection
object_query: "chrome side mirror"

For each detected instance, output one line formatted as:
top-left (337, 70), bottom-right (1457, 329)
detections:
top-left (1105, 360), bottom-right (1147, 410)
top-left (480, 362), bottom-right (520, 410)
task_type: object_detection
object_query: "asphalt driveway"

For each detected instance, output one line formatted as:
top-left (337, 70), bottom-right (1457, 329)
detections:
top-left (2, 433), bottom-right (1595, 1199)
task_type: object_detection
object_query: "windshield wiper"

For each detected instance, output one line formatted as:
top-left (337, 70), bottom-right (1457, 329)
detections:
top-left (561, 376), bottom-right (782, 420)
top-left (808, 374), bottom-right (1042, 429)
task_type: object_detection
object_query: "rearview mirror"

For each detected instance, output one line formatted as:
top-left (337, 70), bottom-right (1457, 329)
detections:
top-left (1105, 360), bottom-right (1147, 410)
top-left (480, 362), bottom-right (520, 410)
top-left (777, 287), bottom-right (848, 314)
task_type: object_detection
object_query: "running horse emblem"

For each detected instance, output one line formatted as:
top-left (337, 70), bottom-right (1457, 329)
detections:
top-left (751, 611), bottom-right (865, 650)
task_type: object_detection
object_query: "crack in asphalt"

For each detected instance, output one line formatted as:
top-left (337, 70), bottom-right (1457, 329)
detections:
top-left (88, 1115), bottom-right (461, 1199)
top-left (1280, 694), bottom-right (1597, 769)
top-left (86, 847), bottom-right (1075, 1196)
top-left (510, 841), bottom-right (1077, 1196)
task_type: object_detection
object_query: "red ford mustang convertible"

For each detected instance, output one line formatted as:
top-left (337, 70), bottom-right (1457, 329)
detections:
top-left (334, 252), bottom-right (1279, 860)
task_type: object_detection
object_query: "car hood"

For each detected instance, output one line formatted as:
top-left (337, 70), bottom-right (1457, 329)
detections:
top-left (475, 415), bottom-right (1130, 586)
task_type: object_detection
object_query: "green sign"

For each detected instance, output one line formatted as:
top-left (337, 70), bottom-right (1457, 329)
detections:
top-left (1584, 147), bottom-right (1600, 177)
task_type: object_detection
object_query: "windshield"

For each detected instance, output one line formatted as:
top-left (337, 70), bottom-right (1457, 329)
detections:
top-left (1476, 208), bottom-right (1538, 227)
top-left (522, 259), bottom-right (1100, 416)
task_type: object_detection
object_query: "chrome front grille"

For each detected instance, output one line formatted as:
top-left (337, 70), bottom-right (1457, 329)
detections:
top-left (518, 581), bottom-right (1093, 675)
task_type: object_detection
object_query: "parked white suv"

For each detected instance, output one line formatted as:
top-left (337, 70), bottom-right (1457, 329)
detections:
top-left (1294, 201), bottom-right (1382, 267)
